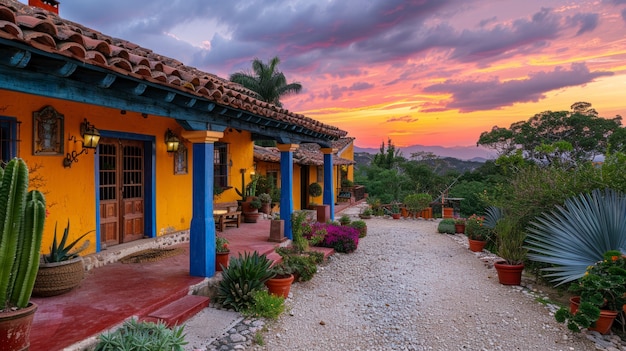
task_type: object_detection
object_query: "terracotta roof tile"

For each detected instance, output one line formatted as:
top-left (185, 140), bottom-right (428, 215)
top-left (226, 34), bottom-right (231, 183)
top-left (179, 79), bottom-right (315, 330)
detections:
top-left (254, 142), bottom-right (355, 166)
top-left (0, 0), bottom-right (348, 140)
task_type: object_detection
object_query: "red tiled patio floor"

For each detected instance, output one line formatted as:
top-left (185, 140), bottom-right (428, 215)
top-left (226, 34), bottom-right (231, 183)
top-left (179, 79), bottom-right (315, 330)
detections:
top-left (30, 219), bottom-right (278, 351)
top-left (29, 202), bottom-right (355, 351)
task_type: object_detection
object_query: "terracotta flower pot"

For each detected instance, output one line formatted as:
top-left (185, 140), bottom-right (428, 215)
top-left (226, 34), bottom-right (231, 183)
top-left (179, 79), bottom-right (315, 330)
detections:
top-left (569, 296), bottom-right (619, 334)
top-left (215, 251), bottom-right (230, 271)
top-left (468, 239), bottom-right (486, 252)
top-left (265, 274), bottom-right (295, 298)
top-left (494, 260), bottom-right (524, 285)
top-left (392, 213), bottom-right (401, 219)
top-left (455, 224), bottom-right (466, 234)
top-left (0, 302), bottom-right (37, 351)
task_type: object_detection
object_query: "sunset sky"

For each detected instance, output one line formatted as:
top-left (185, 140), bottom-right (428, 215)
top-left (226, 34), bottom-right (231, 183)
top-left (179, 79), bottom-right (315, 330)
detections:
top-left (31, 0), bottom-right (626, 148)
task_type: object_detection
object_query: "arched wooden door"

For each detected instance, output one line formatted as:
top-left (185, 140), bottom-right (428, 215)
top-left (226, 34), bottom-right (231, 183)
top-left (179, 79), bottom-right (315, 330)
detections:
top-left (98, 138), bottom-right (145, 248)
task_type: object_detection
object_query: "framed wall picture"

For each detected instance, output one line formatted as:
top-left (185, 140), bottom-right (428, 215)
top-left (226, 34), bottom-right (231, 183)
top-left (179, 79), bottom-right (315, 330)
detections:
top-left (174, 143), bottom-right (188, 175)
top-left (33, 105), bottom-right (64, 155)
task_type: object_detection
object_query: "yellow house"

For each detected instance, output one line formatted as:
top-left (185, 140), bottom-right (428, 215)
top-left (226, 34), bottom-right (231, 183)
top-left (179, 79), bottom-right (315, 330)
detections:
top-left (253, 137), bottom-right (355, 211)
top-left (0, 0), bottom-right (348, 277)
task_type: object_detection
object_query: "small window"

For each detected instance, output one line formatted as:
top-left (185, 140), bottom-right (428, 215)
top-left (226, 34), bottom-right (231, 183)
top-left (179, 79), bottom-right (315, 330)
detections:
top-left (0, 117), bottom-right (19, 164)
top-left (214, 142), bottom-right (228, 188)
top-left (316, 165), bottom-right (324, 183)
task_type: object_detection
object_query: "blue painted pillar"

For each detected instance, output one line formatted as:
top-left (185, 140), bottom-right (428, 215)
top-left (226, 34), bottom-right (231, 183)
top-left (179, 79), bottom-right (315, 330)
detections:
top-left (321, 147), bottom-right (336, 221)
top-left (182, 130), bottom-right (224, 277)
top-left (277, 143), bottom-right (299, 240)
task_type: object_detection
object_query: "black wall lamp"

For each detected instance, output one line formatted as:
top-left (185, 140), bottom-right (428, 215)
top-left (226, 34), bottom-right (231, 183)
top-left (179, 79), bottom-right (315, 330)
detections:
top-left (165, 129), bottom-right (180, 153)
top-left (63, 119), bottom-right (101, 168)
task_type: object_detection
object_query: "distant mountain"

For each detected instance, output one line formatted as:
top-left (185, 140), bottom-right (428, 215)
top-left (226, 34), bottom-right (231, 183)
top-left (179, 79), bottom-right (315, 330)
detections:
top-left (354, 144), bottom-right (496, 161)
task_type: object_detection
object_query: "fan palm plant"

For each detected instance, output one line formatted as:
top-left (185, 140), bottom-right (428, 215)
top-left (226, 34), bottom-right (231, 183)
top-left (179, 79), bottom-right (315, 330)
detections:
top-left (229, 56), bottom-right (302, 107)
top-left (525, 188), bottom-right (626, 285)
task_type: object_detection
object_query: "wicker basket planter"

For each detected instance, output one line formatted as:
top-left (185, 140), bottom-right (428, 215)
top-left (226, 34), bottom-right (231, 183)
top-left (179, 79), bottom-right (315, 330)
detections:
top-left (33, 257), bottom-right (84, 297)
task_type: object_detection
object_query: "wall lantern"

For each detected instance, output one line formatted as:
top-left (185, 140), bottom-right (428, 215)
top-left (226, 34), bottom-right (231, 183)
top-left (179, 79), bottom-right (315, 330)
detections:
top-left (63, 119), bottom-right (101, 168)
top-left (165, 129), bottom-right (180, 153)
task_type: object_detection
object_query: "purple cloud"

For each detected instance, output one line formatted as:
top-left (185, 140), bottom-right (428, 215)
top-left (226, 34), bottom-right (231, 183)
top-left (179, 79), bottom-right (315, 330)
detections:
top-left (567, 13), bottom-right (600, 35)
top-left (423, 63), bottom-right (614, 112)
top-left (387, 115), bottom-right (419, 123)
top-left (622, 8), bottom-right (626, 22)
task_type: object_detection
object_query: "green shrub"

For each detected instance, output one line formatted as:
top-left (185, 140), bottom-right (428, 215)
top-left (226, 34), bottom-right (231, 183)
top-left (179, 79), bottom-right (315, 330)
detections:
top-left (308, 182), bottom-right (322, 198)
top-left (339, 214), bottom-right (351, 225)
top-left (217, 252), bottom-right (274, 311)
top-left (291, 212), bottom-right (310, 253)
top-left (437, 218), bottom-right (455, 234)
top-left (242, 290), bottom-right (285, 320)
top-left (306, 251), bottom-right (325, 264)
top-left (284, 254), bottom-right (318, 282)
top-left (349, 220), bottom-right (367, 238)
top-left (95, 319), bottom-right (187, 351)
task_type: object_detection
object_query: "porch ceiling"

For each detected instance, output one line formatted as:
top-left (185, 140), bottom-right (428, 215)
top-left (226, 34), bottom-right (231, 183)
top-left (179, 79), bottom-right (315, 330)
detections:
top-left (0, 0), bottom-right (347, 147)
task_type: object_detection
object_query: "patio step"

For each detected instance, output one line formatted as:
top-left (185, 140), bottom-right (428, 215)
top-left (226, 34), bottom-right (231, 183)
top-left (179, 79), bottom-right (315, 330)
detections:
top-left (143, 295), bottom-right (210, 327)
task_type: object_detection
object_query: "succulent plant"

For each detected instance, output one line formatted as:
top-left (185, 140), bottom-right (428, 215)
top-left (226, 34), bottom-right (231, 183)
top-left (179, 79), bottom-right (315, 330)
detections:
top-left (217, 251), bottom-right (274, 311)
top-left (0, 158), bottom-right (46, 310)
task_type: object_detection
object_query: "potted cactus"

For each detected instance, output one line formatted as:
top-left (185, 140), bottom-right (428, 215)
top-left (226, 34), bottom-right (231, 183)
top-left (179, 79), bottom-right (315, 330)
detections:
top-left (0, 158), bottom-right (46, 351)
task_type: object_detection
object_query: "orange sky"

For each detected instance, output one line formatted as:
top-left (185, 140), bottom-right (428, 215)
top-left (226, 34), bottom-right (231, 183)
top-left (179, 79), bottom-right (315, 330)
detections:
top-left (48, 0), bottom-right (626, 148)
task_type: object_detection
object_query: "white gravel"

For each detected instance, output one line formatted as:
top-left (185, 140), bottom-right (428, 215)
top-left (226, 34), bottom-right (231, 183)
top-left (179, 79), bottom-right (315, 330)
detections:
top-left (251, 215), bottom-right (597, 351)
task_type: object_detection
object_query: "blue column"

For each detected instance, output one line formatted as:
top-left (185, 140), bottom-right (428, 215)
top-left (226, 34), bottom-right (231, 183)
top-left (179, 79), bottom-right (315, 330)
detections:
top-left (321, 148), bottom-right (336, 221)
top-left (182, 131), bottom-right (223, 277)
top-left (277, 144), bottom-right (298, 240)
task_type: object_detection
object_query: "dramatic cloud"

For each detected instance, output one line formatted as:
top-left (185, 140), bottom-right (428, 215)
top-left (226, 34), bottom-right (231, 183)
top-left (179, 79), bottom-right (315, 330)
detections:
top-left (423, 63), bottom-right (614, 112)
top-left (38, 0), bottom-right (626, 148)
top-left (568, 13), bottom-right (600, 35)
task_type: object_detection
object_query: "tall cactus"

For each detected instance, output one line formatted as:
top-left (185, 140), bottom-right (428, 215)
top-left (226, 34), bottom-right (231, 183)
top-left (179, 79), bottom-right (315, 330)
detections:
top-left (0, 158), bottom-right (46, 310)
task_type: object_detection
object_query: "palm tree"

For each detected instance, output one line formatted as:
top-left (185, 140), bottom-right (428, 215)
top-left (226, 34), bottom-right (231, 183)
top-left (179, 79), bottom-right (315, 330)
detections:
top-left (229, 56), bottom-right (302, 107)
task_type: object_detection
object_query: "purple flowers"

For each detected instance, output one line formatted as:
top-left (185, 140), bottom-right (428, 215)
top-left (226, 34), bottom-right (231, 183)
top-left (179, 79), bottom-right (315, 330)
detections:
top-left (303, 222), bottom-right (359, 253)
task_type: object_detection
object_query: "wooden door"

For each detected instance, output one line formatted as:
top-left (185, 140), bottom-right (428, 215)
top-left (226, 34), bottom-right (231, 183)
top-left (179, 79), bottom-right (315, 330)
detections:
top-left (99, 138), bottom-right (145, 247)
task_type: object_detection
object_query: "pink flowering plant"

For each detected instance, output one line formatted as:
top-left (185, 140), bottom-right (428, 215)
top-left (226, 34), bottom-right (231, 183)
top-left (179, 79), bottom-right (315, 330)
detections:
top-left (465, 214), bottom-right (492, 241)
top-left (302, 222), bottom-right (359, 253)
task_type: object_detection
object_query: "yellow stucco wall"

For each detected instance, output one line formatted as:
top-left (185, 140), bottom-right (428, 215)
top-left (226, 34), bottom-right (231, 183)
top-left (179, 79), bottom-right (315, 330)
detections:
top-left (339, 142), bottom-right (355, 182)
top-left (214, 130), bottom-right (254, 203)
top-left (1, 91), bottom-right (258, 255)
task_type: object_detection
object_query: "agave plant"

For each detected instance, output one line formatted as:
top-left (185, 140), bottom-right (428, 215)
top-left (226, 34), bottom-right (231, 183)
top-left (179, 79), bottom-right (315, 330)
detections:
top-left (43, 220), bottom-right (92, 263)
top-left (216, 251), bottom-right (274, 311)
top-left (525, 188), bottom-right (626, 285)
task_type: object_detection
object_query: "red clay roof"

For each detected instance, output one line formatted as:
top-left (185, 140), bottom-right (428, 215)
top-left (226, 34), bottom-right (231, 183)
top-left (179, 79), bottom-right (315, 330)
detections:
top-left (0, 0), bottom-right (347, 139)
top-left (254, 139), bottom-right (355, 166)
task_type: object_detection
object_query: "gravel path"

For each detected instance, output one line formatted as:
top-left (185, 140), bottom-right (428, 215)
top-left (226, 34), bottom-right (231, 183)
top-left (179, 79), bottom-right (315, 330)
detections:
top-left (249, 216), bottom-right (597, 351)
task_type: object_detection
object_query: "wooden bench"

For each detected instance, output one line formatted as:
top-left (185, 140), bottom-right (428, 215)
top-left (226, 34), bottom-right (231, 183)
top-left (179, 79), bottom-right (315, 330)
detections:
top-left (338, 191), bottom-right (352, 202)
top-left (213, 201), bottom-right (241, 232)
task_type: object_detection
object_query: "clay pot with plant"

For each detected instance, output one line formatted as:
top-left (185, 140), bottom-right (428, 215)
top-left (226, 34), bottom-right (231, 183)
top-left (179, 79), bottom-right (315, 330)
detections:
top-left (242, 197), bottom-right (262, 223)
top-left (403, 193), bottom-right (432, 218)
top-left (391, 203), bottom-right (401, 219)
top-left (556, 251), bottom-right (626, 334)
top-left (33, 220), bottom-right (92, 297)
top-left (359, 207), bottom-right (373, 219)
top-left (258, 193), bottom-right (272, 214)
top-left (215, 236), bottom-right (230, 271)
top-left (265, 262), bottom-right (295, 298)
top-left (0, 158), bottom-right (46, 351)
top-left (483, 207), bottom-right (526, 285)
top-left (465, 214), bottom-right (491, 252)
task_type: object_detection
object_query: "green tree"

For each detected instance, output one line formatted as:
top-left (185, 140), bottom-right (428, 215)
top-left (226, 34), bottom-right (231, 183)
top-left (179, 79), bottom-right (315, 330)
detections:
top-left (372, 138), bottom-right (403, 170)
top-left (229, 56), bottom-right (302, 107)
top-left (478, 102), bottom-right (622, 165)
